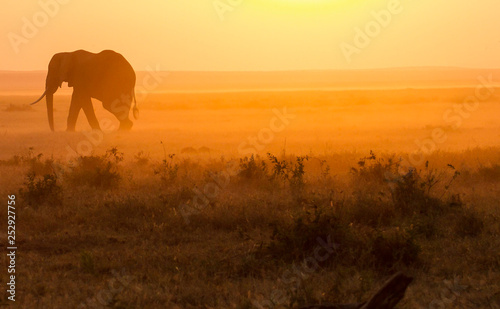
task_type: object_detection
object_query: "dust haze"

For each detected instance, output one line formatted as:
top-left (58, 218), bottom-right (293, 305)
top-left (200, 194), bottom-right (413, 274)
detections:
top-left (1, 69), bottom-right (499, 308)
top-left (1, 69), bottom-right (499, 158)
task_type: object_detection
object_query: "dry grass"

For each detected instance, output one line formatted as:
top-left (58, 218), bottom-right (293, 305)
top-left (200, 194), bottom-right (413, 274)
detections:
top-left (0, 87), bottom-right (499, 308)
top-left (0, 146), bottom-right (498, 308)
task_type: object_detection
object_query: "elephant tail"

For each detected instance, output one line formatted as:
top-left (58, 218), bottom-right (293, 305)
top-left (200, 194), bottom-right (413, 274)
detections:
top-left (30, 90), bottom-right (46, 105)
top-left (132, 91), bottom-right (139, 119)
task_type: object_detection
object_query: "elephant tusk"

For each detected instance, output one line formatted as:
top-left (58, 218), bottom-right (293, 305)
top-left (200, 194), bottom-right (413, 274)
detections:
top-left (30, 90), bottom-right (47, 105)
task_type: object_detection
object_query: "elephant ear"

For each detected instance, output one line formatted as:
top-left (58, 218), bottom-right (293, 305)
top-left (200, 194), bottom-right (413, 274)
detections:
top-left (59, 53), bottom-right (75, 87)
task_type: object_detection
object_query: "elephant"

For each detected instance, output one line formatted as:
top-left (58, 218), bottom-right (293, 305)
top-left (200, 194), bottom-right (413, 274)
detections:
top-left (30, 50), bottom-right (138, 131)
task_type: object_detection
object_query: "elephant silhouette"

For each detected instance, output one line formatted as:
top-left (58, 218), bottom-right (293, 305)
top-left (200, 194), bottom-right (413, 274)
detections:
top-left (30, 50), bottom-right (138, 131)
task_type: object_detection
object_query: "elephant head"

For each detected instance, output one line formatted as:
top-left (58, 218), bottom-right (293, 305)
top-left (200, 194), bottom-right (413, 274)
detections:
top-left (30, 52), bottom-right (74, 131)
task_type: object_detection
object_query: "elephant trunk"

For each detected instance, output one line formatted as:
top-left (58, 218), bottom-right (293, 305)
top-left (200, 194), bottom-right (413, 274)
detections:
top-left (29, 88), bottom-right (54, 131)
top-left (44, 73), bottom-right (60, 131)
top-left (46, 92), bottom-right (54, 131)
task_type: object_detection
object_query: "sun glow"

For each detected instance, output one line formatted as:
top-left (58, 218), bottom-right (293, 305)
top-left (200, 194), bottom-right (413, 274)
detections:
top-left (2, 1), bottom-right (500, 70)
top-left (250, 0), bottom-right (372, 18)
top-left (258, 0), bottom-right (362, 9)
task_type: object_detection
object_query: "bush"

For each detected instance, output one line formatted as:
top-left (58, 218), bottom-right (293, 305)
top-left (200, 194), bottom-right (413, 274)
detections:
top-left (390, 168), bottom-right (441, 214)
top-left (369, 228), bottom-right (420, 269)
top-left (160, 186), bottom-right (193, 209)
top-left (289, 155), bottom-right (309, 193)
top-left (454, 209), bottom-right (484, 238)
top-left (411, 214), bottom-right (440, 239)
top-left (267, 153), bottom-right (289, 183)
top-left (237, 155), bottom-right (267, 181)
top-left (66, 147), bottom-right (123, 189)
top-left (391, 163), bottom-right (460, 214)
top-left (134, 151), bottom-right (150, 167)
top-left (265, 205), bottom-right (347, 263)
top-left (351, 151), bottom-right (394, 185)
top-left (154, 153), bottom-right (178, 184)
top-left (348, 193), bottom-right (394, 227)
top-left (351, 152), bottom-right (461, 215)
top-left (476, 164), bottom-right (500, 182)
top-left (20, 172), bottom-right (62, 206)
top-left (266, 153), bottom-right (309, 194)
top-left (262, 202), bottom-right (421, 271)
top-left (0, 147), bottom-right (55, 175)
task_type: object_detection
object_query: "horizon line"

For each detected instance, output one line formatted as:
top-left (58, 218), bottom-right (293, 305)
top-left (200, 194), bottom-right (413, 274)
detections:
top-left (2, 66), bottom-right (500, 73)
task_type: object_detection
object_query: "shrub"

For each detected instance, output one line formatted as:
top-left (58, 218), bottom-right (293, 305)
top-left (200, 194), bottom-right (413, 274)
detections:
top-left (411, 214), bottom-right (440, 239)
top-left (448, 194), bottom-right (464, 208)
top-left (20, 172), bottom-right (62, 206)
top-left (262, 202), bottom-right (421, 271)
top-left (265, 205), bottom-right (346, 263)
top-left (160, 186), bottom-right (193, 209)
top-left (0, 148), bottom-right (55, 175)
top-left (476, 164), bottom-right (500, 182)
top-left (319, 159), bottom-right (331, 181)
top-left (0, 154), bottom-right (22, 166)
top-left (351, 153), bottom-right (461, 215)
top-left (134, 151), bottom-right (150, 167)
top-left (154, 153), bottom-right (178, 184)
top-left (390, 168), bottom-right (438, 213)
top-left (267, 153), bottom-right (289, 183)
top-left (348, 193), bottom-right (394, 227)
top-left (25, 149), bottom-right (55, 175)
top-left (369, 228), bottom-right (420, 269)
top-left (454, 209), bottom-right (484, 238)
top-left (351, 151), bottom-right (394, 184)
top-left (66, 147), bottom-right (123, 189)
top-left (237, 155), bottom-right (267, 181)
top-left (289, 155), bottom-right (309, 192)
top-left (391, 163), bottom-right (459, 214)
top-left (266, 153), bottom-right (309, 194)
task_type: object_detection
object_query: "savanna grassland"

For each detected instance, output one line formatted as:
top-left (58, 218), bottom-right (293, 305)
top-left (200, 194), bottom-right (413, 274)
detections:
top-left (0, 77), bottom-right (500, 308)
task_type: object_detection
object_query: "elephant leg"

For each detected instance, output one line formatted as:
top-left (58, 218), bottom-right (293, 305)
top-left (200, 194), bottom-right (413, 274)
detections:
top-left (103, 95), bottom-right (133, 131)
top-left (66, 92), bottom-right (82, 131)
top-left (81, 97), bottom-right (101, 130)
top-left (119, 118), bottom-right (133, 131)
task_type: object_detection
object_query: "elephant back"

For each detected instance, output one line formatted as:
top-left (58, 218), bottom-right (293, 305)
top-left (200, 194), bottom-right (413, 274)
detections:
top-left (82, 50), bottom-right (136, 102)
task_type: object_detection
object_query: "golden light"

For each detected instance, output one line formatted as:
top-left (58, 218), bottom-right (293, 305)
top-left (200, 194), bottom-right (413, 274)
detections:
top-left (252, 0), bottom-right (370, 16)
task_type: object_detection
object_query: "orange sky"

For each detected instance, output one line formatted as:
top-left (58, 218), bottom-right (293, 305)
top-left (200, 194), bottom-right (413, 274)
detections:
top-left (2, 0), bottom-right (500, 71)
